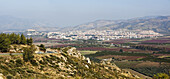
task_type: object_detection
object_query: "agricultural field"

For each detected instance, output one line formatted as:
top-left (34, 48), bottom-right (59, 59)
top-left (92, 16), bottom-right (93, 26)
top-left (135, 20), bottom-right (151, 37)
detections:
top-left (96, 55), bottom-right (146, 60)
top-left (79, 50), bottom-right (97, 55)
top-left (33, 36), bottom-right (170, 77)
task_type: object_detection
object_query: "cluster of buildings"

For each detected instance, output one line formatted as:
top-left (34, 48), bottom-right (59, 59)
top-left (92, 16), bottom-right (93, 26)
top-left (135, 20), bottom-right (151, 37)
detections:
top-left (24, 29), bottom-right (46, 37)
top-left (24, 29), bottom-right (163, 40)
top-left (47, 30), bottom-right (163, 40)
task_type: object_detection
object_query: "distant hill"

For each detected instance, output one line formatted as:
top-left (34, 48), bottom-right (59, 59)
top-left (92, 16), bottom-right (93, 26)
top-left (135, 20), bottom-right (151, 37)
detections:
top-left (0, 16), bottom-right (59, 32)
top-left (70, 20), bottom-right (122, 31)
top-left (70, 16), bottom-right (170, 34)
top-left (1, 15), bottom-right (170, 34)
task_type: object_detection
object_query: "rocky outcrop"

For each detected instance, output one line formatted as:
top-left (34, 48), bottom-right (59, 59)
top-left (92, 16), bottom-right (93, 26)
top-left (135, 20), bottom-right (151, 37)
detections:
top-left (0, 73), bottom-right (4, 79)
top-left (0, 47), bottom-right (140, 79)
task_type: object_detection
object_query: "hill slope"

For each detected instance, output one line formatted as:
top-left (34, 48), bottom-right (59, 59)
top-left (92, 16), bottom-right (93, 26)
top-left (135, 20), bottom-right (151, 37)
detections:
top-left (0, 16), bottom-right (59, 32)
top-left (0, 47), bottom-right (139, 79)
top-left (70, 16), bottom-right (170, 34)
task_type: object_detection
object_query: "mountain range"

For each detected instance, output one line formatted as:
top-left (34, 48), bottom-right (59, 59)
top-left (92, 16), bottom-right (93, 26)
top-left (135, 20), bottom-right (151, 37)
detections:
top-left (0, 15), bottom-right (170, 34)
top-left (0, 16), bottom-right (60, 32)
top-left (70, 16), bottom-right (170, 34)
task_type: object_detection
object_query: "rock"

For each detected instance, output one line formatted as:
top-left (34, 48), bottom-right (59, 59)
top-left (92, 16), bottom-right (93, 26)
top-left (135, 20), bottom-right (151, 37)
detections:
top-left (85, 65), bottom-right (89, 69)
top-left (86, 58), bottom-right (91, 64)
top-left (0, 73), bottom-right (4, 79)
top-left (82, 56), bottom-right (86, 60)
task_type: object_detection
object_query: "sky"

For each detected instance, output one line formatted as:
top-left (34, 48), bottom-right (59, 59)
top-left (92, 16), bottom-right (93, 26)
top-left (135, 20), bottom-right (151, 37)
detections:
top-left (0, 0), bottom-right (170, 27)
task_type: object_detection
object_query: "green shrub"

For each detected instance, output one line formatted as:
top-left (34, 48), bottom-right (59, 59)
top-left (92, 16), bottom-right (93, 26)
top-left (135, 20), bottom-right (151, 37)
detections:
top-left (30, 59), bottom-right (38, 66)
top-left (15, 59), bottom-right (23, 67)
top-left (9, 60), bottom-right (14, 63)
top-left (6, 74), bottom-right (13, 79)
top-left (154, 73), bottom-right (169, 79)
top-left (2, 71), bottom-right (9, 76)
top-left (27, 69), bottom-right (35, 73)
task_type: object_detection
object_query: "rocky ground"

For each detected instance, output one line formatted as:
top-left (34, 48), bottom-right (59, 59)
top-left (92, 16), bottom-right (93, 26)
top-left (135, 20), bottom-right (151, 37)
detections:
top-left (0, 47), bottom-right (139, 79)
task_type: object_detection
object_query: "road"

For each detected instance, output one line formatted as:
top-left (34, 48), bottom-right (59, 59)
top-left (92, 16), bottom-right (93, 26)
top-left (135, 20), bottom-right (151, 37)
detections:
top-left (0, 53), bottom-right (22, 55)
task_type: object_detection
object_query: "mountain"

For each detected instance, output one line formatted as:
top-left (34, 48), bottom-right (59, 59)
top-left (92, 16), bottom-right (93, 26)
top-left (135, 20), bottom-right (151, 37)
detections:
top-left (1, 15), bottom-right (170, 34)
top-left (0, 47), bottom-right (139, 78)
top-left (69, 20), bottom-right (123, 31)
top-left (0, 16), bottom-right (59, 32)
top-left (70, 16), bottom-right (170, 34)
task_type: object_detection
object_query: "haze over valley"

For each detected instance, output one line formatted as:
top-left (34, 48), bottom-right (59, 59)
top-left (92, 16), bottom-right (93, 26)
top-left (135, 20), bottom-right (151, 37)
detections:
top-left (0, 0), bottom-right (170, 79)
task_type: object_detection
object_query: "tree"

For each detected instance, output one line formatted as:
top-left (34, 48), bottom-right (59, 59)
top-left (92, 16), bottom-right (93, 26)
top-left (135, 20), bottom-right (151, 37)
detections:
top-left (20, 34), bottom-right (27, 44)
top-left (39, 44), bottom-right (46, 53)
top-left (119, 49), bottom-right (123, 53)
top-left (16, 34), bottom-right (21, 44)
top-left (27, 37), bottom-right (33, 45)
top-left (9, 33), bottom-right (16, 44)
top-left (0, 34), bottom-right (11, 52)
top-left (23, 45), bottom-right (36, 62)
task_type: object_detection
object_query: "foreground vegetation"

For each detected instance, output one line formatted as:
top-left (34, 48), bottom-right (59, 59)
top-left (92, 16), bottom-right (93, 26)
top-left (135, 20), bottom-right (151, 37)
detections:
top-left (0, 47), bottom-right (138, 79)
top-left (0, 33), bottom-right (33, 52)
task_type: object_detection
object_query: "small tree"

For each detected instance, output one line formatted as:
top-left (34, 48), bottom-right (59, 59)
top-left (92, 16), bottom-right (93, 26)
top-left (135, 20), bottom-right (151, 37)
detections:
top-left (23, 45), bottom-right (36, 62)
top-left (119, 49), bottom-right (123, 53)
top-left (39, 44), bottom-right (46, 53)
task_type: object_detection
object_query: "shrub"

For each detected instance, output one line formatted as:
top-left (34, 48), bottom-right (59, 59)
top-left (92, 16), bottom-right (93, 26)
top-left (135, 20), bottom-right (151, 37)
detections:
top-left (27, 69), bottom-right (35, 73)
top-left (2, 71), bottom-right (8, 76)
top-left (6, 74), bottom-right (13, 79)
top-left (30, 59), bottom-right (38, 66)
top-left (15, 59), bottom-right (23, 67)
top-left (9, 60), bottom-right (14, 63)
top-left (154, 73), bottom-right (169, 79)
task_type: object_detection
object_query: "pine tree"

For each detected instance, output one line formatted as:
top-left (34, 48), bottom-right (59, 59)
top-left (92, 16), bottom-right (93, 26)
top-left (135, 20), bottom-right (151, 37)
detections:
top-left (20, 34), bottom-right (27, 45)
top-left (0, 34), bottom-right (11, 52)
top-left (9, 33), bottom-right (17, 44)
top-left (16, 34), bottom-right (21, 44)
top-left (27, 37), bottom-right (33, 45)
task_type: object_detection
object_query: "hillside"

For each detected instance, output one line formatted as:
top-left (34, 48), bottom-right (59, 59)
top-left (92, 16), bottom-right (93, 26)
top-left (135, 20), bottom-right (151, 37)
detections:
top-left (69, 20), bottom-right (122, 31)
top-left (1, 15), bottom-right (170, 34)
top-left (70, 16), bottom-right (170, 34)
top-left (0, 16), bottom-right (59, 32)
top-left (0, 47), bottom-right (139, 79)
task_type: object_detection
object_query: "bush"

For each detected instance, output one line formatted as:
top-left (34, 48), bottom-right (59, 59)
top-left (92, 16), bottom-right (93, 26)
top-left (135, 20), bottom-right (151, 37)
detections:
top-left (2, 70), bottom-right (8, 76)
top-left (15, 59), bottom-right (23, 67)
top-left (27, 69), bottom-right (35, 73)
top-left (154, 73), bottom-right (169, 79)
top-left (6, 74), bottom-right (13, 79)
top-left (30, 59), bottom-right (38, 66)
top-left (9, 60), bottom-right (14, 63)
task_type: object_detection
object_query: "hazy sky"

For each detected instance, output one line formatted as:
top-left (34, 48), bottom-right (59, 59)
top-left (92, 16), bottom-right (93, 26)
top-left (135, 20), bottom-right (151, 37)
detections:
top-left (0, 0), bottom-right (170, 27)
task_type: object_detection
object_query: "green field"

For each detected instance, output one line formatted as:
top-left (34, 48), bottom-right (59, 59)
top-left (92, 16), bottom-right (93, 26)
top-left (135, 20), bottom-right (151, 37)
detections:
top-left (79, 50), bottom-right (97, 55)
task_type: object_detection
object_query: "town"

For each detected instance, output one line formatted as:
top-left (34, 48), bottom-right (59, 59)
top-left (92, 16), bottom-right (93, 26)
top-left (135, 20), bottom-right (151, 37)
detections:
top-left (25, 29), bottom-right (163, 40)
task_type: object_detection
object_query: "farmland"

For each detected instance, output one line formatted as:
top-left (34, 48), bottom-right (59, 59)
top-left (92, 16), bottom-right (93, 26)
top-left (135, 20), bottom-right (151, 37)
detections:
top-left (33, 36), bottom-right (170, 77)
top-left (79, 50), bottom-right (97, 55)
